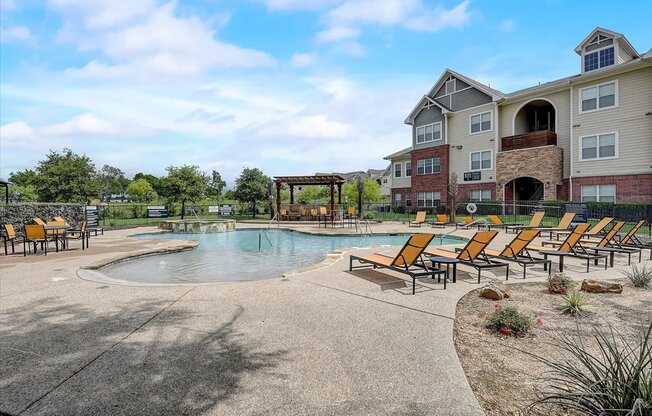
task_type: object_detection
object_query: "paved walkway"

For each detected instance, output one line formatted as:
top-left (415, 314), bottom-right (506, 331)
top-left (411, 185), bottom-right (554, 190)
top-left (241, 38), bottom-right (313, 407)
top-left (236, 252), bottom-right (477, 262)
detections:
top-left (1, 222), bottom-right (647, 415)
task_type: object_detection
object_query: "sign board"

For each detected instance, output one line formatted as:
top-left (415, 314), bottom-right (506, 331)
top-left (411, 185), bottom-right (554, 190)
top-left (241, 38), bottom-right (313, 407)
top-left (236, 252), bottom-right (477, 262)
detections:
top-left (85, 205), bottom-right (99, 227)
top-left (147, 205), bottom-right (168, 218)
top-left (564, 203), bottom-right (588, 223)
top-left (185, 205), bottom-right (200, 214)
top-left (463, 171), bottom-right (481, 181)
top-left (219, 205), bottom-right (233, 216)
top-left (208, 206), bottom-right (220, 213)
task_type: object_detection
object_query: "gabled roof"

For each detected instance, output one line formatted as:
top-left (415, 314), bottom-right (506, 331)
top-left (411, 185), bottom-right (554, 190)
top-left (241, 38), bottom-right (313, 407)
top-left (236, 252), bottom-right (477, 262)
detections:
top-left (403, 95), bottom-right (450, 125)
top-left (383, 146), bottom-right (412, 160)
top-left (574, 27), bottom-right (639, 58)
top-left (427, 68), bottom-right (505, 101)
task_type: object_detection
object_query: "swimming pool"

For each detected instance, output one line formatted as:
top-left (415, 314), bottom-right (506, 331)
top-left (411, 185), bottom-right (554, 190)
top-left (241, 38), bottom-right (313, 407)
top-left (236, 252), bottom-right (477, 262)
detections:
top-left (96, 229), bottom-right (464, 285)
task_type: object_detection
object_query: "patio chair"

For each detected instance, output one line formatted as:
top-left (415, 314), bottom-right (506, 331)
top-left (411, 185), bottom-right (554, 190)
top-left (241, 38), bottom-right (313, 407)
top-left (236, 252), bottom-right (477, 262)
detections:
top-left (537, 223), bottom-right (608, 273)
top-left (486, 215), bottom-right (519, 231)
top-left (32, 217), bottom-right (47, 226)
top-left (455, 216), bottom-right (474, 229)
top-left (23, 224), bottom-right (49, 256)
top-left (586, 221), bottom-right (642, 266)
top-left (310, 208), bottom-right (318, 221)
top-left (553, 217), bottom-right (612, 240)
top-left (534, 212), bottom-right (576, 238)
top-left (424, 231), bottom-right (509, 283)
top-left (616, 220), bottom-right (650, 260)
top-left (408, 211), bottom-right (427, 227)
top-left (430, 214), bottom-right (450, 228)
top-left (53, 216), bottom-right (69, 225)
top-left (47, 220), bottom-right (67, 250)
top-left (349, 234), bottom-right (445, 293)
top-left (3, 224), bottom-right (24, 255)
top-left (64, 222), bottom-right (87, 251)
top-left (504, 211), bottom-right (545, 233)
top-left (483, 229), bottom-right (551, 279)
top-left (300, 208), bottom-right (308, 220)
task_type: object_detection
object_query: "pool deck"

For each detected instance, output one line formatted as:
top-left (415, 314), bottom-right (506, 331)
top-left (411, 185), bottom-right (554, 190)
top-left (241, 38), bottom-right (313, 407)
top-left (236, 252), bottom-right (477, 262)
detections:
top-left (1, 222), bottom-right (648, 415)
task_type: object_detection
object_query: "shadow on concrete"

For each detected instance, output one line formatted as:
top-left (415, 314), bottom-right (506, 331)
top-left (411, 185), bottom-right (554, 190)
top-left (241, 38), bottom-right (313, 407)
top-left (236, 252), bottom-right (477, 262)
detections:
top-left (0, 297), bottom-right (287, 415)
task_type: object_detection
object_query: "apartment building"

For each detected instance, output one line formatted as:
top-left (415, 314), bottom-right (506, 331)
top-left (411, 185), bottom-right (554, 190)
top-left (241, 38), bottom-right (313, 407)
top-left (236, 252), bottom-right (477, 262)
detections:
top-left (385, 28), bottom-right (652, 208)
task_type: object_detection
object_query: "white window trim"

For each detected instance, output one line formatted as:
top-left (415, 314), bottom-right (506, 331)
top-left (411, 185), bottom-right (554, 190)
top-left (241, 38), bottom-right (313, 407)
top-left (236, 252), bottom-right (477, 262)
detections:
top-left (469, 149), bottom-right (493, 171)
top-left (578, 131), bottom-right (619, 162)
top-left (405, 161), bottom-right (412, 177)
top-left (578, 80), bottom-right (619, 114)
top-left (394, 162), bottom-right (402, 178)
top-left (581, 42), bottom-right (618, 75)
top-left (416, 157), bottom-right (441, 175)
top-left (415, 121), bottom-right (443, 144)
top-left (470, 189), bottom-right (492, 202)
top-left (581, 184), bottom-right (616, 203)
top-left (469, 110), bottom-right (493, 135)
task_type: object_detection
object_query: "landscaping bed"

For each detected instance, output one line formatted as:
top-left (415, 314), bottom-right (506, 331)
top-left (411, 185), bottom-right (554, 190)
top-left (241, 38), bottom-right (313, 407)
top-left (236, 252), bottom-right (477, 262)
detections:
top-left (454, 278), bottom-right (652, 416)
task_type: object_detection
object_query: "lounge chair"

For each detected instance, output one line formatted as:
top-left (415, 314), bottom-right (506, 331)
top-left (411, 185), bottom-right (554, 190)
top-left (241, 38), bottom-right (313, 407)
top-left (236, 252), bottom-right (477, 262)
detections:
top-left (483, 229), bottom-right (552, 279)
top-left (537, 223), bottom-right (608, 273)
top-left (616, 220), bottom-right (650, 260)
top-left (505, 211), bottom-right (545, 233)
top-left (424, 231), bottom-right (509, 283)
top-left (23, 224), bottom-right (49, 256)
top-left (409, 211), bottom-right (427, 227)
top-left (3, 224), bottom-right (24, 255)
top-left (554, 217), bottom-right (613, 240)
top-left (349, 234), bottom-right (445, 293)
top-left (430, 214), bottom-right (449, 228)
top-left (586, 221), bottom-right (642, 266)
top-left (534, 212), bottom-right (576, 239)
top-left (455, 216), bottom-right (474, 229)
top-left (486, 215), bottom-right (519, 230)
top-left (542, 220), bottom-right (625, 248)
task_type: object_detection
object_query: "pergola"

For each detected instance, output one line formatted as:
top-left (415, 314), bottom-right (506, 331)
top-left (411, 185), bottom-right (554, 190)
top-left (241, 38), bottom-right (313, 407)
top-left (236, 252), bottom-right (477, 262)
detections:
top-left (0, 180), bottom-right (9, 204)
top-left (273, 175), bottom-right (345, 218)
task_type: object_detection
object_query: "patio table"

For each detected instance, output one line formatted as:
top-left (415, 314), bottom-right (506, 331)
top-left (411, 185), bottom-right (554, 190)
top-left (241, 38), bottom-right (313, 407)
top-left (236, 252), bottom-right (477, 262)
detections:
top-left (44, 225), bottom-right (70, 252)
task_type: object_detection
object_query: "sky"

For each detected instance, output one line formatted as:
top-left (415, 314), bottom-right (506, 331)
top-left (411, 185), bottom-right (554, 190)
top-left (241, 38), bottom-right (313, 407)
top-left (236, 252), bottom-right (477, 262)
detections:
top-left (1, 0), bottom-right (651, 185)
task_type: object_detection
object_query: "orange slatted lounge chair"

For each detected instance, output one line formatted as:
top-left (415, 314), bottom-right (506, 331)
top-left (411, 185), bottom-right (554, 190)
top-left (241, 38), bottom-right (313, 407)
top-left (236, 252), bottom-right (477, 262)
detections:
top-left (431, 214), bottom-right (449, 228)
top-left (534, 212), bottom-right (576, 238)
top-left (554, 217), bottom-right (612, 240)
top-left (455, 216), bottom-right (474, 230)
top-left (409, 211), bottom-right (427, 227)
top-left (486, 215), bottom-right (518, 231)
top-left (483, 229), bottom-right (551, 279)
top-left (505, 211), bottom-right (545, 233)
top-left (537, 223), bottom-right (608, 273)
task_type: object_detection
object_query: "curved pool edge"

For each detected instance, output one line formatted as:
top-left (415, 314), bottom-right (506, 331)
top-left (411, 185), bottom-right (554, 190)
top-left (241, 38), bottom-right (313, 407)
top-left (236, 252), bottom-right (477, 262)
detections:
top-left (79, 240), bottom-right (199, 271)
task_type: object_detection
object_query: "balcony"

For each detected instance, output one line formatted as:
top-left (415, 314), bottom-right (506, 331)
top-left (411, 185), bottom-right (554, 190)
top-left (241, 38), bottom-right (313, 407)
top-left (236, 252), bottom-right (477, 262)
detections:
top-left (501, 130), bottom-right (557, 152)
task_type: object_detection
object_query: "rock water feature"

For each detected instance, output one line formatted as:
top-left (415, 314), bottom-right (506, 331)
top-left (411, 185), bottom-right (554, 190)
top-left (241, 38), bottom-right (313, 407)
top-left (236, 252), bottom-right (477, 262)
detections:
top-left (158, 219), bottom-right (236, 233)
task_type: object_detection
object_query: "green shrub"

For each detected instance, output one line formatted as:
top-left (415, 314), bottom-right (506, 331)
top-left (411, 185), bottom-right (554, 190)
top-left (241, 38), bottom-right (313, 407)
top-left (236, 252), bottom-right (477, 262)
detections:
top-left (548, 273), bottom-right (575, 294)
top-left (623, 263), bottom-right (652, 289)
top-left (558, 291), bottom-right (592, 316)
top-left (488, 304), bottom-right (542, 338)
top-left (529, 323), bottom-right (652, 415)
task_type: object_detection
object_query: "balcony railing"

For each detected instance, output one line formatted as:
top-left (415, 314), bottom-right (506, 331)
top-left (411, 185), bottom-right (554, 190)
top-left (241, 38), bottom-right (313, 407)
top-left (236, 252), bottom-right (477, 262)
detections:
top-left (501, 130), bottom-right (557, 152)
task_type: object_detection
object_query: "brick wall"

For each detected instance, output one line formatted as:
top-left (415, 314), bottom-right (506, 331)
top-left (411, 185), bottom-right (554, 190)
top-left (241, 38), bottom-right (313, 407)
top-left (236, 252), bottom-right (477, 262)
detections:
top-left (391, 187), bottom-right (412, 207)
top-left (571, 174), bottom-right (652, 203)
top-left (457, 183), bottom-right (496, 201)
top-left (411, 145), bottom-right (450, 204)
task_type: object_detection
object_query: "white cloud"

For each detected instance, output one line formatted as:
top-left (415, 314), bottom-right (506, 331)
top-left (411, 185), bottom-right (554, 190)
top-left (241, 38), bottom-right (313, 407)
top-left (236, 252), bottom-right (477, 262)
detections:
top-left (315, 26), bottom-right (360, 43)
top-left (256, 0), bottom-right (341, 11)
top-left (48, 0), bottom-right (157, 30)
top-left (0, 0), bottom-right (16, 11)
top-left (289, 52), bottom-right (315, 67)
top-left (40, 113), bottom-right (115, 136)
top-left (500, 19), bottom-right (515, 33)
top-left (0, 26), bottom-right (35, 43)
top-left (262, 114), bottom-right (352, 140)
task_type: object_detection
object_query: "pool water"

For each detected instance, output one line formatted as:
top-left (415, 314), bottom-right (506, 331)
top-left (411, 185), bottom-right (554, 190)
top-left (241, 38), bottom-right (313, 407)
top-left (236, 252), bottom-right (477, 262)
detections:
top-left (100, 229), bottom-right (463, 285)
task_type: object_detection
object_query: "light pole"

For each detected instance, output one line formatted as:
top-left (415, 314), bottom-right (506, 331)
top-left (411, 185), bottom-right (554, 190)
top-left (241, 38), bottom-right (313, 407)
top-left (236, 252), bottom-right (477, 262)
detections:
top-left (357, 177), bottom-right (364, 219)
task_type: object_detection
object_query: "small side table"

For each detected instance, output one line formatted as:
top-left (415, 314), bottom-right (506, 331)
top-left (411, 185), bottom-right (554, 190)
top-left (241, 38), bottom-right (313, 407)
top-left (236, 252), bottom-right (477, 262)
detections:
top-left (428, 256), bottom-right (459, 283)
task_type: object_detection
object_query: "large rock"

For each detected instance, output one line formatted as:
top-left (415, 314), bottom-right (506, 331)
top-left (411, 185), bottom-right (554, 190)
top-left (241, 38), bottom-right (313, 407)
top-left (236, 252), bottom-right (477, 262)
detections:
top-left (479, 283), bottom-right (511, 300)
top-left (581, 279), bottom-right (623, 294)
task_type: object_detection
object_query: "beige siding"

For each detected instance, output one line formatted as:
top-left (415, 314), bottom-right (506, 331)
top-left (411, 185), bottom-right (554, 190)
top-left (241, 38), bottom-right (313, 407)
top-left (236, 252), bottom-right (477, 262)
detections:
top-left (617, 45), bottom-right (632, 64)
top-left (573, 66), bottom-right (652, 177)
top-left (390, 156), bottom-right (412, 188)
top-left (447, 103), bottom-right (496, 184)
top-left (499, 89), bottom-right (572, 177)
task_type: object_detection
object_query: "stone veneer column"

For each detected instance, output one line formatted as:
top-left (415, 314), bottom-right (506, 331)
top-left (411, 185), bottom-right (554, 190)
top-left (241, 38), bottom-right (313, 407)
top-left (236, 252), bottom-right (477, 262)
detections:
top-left (495, 146), bottom-right (564, 202)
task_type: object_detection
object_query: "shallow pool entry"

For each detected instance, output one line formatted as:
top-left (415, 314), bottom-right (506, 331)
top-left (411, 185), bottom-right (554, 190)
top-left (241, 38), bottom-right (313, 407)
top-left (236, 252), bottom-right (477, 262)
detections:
top-left (96, 229), bottom-right (463, 285)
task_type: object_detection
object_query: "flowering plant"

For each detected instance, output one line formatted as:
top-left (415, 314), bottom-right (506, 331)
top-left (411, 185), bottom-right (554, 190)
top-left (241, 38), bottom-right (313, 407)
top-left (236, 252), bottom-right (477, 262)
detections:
top-left (488, 304), bottom-right (542, 338)
top-left (547, 273), bottom-right (575, 294)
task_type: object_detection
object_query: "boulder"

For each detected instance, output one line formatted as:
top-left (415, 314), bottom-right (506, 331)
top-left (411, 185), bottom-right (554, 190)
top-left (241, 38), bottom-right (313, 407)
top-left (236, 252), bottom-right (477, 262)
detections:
top-left (479, 283), bottom-right (511, 300)
top-left (581, 279), bottom-right (623, 294)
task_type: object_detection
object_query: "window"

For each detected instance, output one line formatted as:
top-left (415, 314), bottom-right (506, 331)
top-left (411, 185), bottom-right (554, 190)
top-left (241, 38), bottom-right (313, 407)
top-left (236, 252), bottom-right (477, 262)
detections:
top-left (416, 158), bottom-right (441, 175)
top-left (581, 184), bottom-right (616, 203)
top-left (394, 193), bottom-right (402, 205)
top-left (470, 150), bottom-right (492, 170)
top-left (580, 81), bottom-right (616, 112)
top-left (416, 192), bottom-right (441, 207)
top-left (405, 161), bottom-right (412, 177)
top-left (405, 193), bottom-right (412, 207)
top-left (470, 111), bottom-right (492, 133)
top-left (394, 163), bottom-right (402, 178)
top-left (584, 46), bottom-right (615, 72)
top-left (470, 189), bottom-right (491, 201)
top-left (580, 133), bottom-right (617, 161)
top-left (416, 122), bottom-right (442, 144)
top-left (383, 178), bottom-right (387, 184)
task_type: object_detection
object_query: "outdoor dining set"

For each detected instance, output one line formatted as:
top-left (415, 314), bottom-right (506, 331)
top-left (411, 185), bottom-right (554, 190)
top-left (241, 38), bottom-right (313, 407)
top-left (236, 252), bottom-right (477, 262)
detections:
top-left (2, 217), bottom-right (96, 256)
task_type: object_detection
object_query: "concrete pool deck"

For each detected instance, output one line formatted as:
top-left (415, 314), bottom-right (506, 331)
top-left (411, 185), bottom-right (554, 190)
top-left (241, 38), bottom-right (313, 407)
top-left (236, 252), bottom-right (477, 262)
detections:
top-left (1, 222), bottom-right (648, 415)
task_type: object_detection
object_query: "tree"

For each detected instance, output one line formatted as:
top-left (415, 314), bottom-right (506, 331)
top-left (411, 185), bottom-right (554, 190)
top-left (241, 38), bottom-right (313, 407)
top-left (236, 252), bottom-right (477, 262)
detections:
top-left (133, 173), bottom-right (168, 198)
top-left (296, 186), bottom-right (329, 204)
top-left (448, 173), bottom-right (459, 223)
top-left (343, 178), bottom-right (382, 205)
top-left (8, 184), bottom-right (38, 202)
top-left (233, 168), bottom-right (270, 218)
top-left (127, 179), bottom-right (157, 202)
top-left (97, 164), bottom-right (128, 201)
top-left (165, 165), bottom-right (209, 219)
top-left (207, 170), bottom-right (227, 200)
top-left (35, 148), bottom-right (99, 203)
top-left (9, 169), bottom-right (38, 187)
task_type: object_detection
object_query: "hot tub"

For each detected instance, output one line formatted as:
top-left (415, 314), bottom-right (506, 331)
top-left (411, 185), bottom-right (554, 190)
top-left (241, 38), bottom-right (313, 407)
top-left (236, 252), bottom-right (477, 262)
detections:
top-left (158, 219), bottom-right (236, 233)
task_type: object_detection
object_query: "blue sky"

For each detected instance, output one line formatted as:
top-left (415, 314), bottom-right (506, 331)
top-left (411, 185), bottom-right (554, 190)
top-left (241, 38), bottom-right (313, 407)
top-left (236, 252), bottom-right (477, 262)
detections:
top-left (1, 0), bottom-right (651, 185)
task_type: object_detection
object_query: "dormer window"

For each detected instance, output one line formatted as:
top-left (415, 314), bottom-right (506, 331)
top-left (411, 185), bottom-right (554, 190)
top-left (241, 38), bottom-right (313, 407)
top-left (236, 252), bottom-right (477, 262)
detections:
top-left (583, 34), bottom-right (615, 72)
